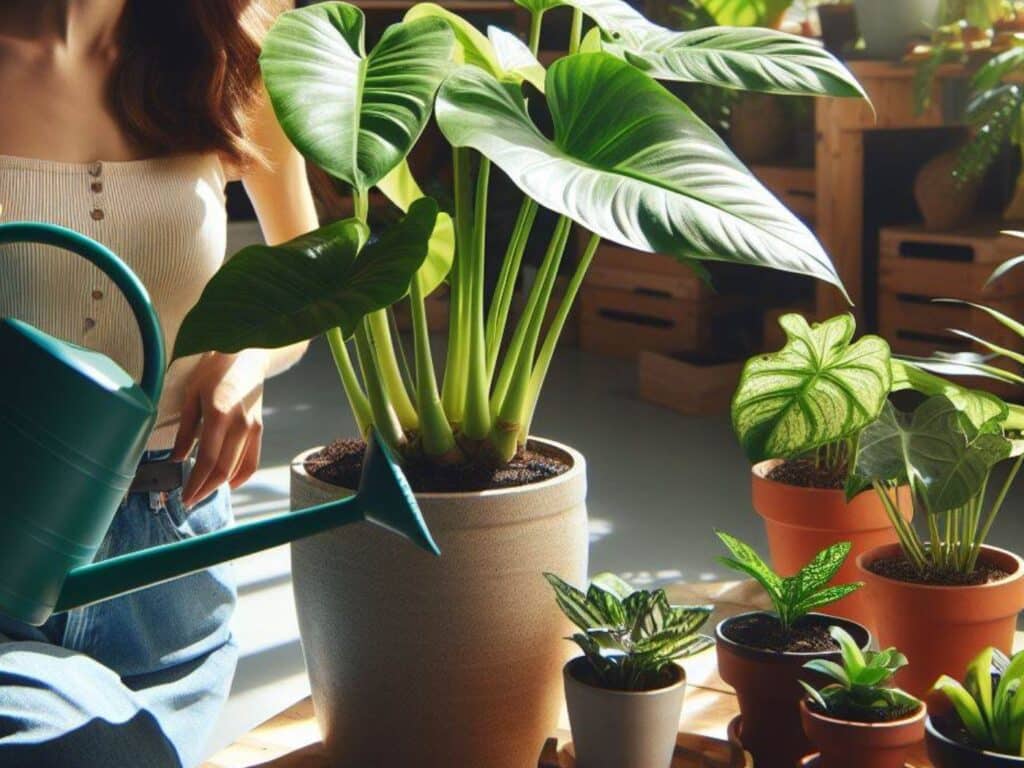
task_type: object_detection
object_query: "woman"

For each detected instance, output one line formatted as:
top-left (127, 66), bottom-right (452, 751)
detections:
top-left (0, 2), bottom-right (317, 766)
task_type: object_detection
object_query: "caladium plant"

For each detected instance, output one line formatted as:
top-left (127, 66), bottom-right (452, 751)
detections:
top-left (176, 0), bottom-right (866, 470)
top-left (849, 394), bottom-right (1020, 576)
top-left (545, 572), bottom-right (713, 691)
top-left (715, 530), bottom-right (862, 633)
top-left (731, 313), bottom-right (892, 476)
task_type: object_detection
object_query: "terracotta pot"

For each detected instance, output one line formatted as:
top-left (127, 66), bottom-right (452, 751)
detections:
top-left (926, 714), bottom-right (1024, 767)
top-left (914, 149), bottom-right (982, 231)
top-left (751, 460), bottom-right (911, 633)
top-left (857, 543), bottom-right (1024, 698)
top-left (800, 699), bottom-right (926, 768)
top-left (563, 658), bottom-right (686, 768)
top-left (715, 611), bottom-right (872, 768)
top-left (290, 438), bottom-right (589, 768)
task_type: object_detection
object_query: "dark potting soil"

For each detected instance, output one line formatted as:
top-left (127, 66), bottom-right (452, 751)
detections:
top-left (867, 555), bottom-right (1010, 587)
top-left (806, 699), bottom-right (921, 724)
top-left (306, 438), bottom-right (570, 494)
top-left (723, 613), bottom-right (840, 653)
top-left (767, 458), bottom-right (846, 490)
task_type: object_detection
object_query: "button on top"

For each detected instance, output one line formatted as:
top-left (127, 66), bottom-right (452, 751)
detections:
top-left (90, 209), bottom-right (104, 221)
top-left (90, 181), bottom-right (103, 193)
top-left (88, 162), bottom-right (102, 178)
top-left (83, 318), bottom-right (96, 331)
top-left (91, 289), bottom-right (104, 300)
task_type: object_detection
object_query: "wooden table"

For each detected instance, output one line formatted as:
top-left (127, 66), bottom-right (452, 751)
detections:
top-left (205, 580), bottom-right (946, 767)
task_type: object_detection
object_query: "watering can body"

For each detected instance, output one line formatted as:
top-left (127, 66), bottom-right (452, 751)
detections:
top-left (0, 222), bottom-right (437, 626)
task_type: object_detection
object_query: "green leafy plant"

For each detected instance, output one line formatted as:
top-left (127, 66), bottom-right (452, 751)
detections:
top-left (933, 646), bottom-right (1024, 756)
top-left (731, 313), bottom-right (892, 477)
top-left (175, 0), bottom-right (865, 472)
top-left (715, 530), bottom-right (862, 633)
top-left (800, 626), bottom-right (921, 721)
top-left (849, 394), bottom-right (1020, 577)
top-left (545, 572), bottom-right (713, 691)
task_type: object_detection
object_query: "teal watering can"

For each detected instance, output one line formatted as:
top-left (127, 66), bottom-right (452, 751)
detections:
top-left (0, 222), bottom-right (438, 627)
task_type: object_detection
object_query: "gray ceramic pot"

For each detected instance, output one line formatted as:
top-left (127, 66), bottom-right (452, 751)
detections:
top-left (853, 0), bottom-right (941, 59)
top-left (564, 657), bottom-right (686, 768)
top-left (290, 438), bottom-right (589, 768)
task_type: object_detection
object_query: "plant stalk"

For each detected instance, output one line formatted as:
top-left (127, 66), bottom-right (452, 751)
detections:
top-left (354, 321), bottom-right (406, 452)
top-left (367, 310), bottom-right (420, 430)
top-left (409, 274), bottom-right (460, 462)
top-left (968, 454), bottom-right (1024, 571)
top-left (325, 327), bottom-right (372, 438)
top-left (529, 10), bottom-right (545, 55)
top-left (461, 157), bottom-right (493, 442)
top-left (485, 198), bottom-right (538, 378)
top-left (569, 8), bottom-right (583, 54)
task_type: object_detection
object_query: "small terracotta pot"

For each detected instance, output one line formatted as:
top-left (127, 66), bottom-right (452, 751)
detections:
top-left (914, 149), bottom-right (982, 231)
top-left (857, 543), bottom-right (1024, 698)
top-left (715, 611), bottom-right (871, 768)
top-left (563, 658), bottom-right (686, 768)
top-left (752, 460), bottom-right (911, 634)
top-left (926, 714), bottom-right (1024, 767)
top-left (800, 699), bottom-right (926, 768)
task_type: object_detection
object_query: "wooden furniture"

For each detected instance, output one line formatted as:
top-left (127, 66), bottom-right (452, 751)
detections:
top-left (637, 351), bottom-right (743, 416)
top-left (816, 60), bottom-right (965, 326)
top-left (209, 579), bottom-right (1018, 767)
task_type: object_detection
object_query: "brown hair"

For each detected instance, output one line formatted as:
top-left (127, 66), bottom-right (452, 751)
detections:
top-left (109, 0), bottom-right (278, 169)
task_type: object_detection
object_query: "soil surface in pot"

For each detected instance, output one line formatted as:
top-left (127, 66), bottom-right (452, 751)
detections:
top-left (306, 438), bottom-right (570, 493)
top-left (805, 699), bottom-right (921, 724)
top-left (766, 458), bottom-right (846, 490)
top-left (568, 657), bottom-right (681, 693)
top-left (722, 613), bottom-right (840, 653)
top-left (867, 554), bottom-right (1010, 587)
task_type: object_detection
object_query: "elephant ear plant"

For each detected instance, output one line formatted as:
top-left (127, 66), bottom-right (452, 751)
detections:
top-left (174, 0), bottom-right (866, 475)
top-left (545, 572), bottom-right (712, 691)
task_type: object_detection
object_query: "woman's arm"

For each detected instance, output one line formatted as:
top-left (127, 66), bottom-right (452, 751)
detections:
top-left (173, 92), bottom-right (319, 505)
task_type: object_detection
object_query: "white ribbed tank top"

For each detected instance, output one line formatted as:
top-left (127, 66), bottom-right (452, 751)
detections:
top-left (0, 153), bottom-right (227, 449)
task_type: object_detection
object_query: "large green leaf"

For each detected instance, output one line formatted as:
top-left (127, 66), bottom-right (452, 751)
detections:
top-left (173, 199), bottom-right (438, 358)
top-left (260, 2), bottom-right (454, 192)
top-left (851, 397), bottom-right (1011, 514)
top-left (891, 359), bottom-right (1009, 431)
top-left (435, 53), bottom-right (845, 293)
top-left (700, 0), bottom-right (792, 27)
top-left (731, 314), bottom-right (891, 463)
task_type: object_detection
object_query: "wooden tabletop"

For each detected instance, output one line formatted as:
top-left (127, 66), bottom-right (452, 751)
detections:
top-left (204, 579), bottom-right (972, 767)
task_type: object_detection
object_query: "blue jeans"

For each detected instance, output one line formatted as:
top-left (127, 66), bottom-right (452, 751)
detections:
top-left (0, 451), bottom-right (238, 768)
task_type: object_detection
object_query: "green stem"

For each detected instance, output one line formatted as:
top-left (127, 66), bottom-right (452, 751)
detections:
top-left (354, 322), bottom-right (406, 452)
top-left (409, 274), bottom-right (460, 461)
top-left (929, 511), bottom-right (944, 570)
top-left (529, 9), bottom-right (545, 55)
top-left (367, 310), bottom-right (419, 431)
top-left (325, 328), bottom-right (372, 438)
top-left (876, 482), bottom-right (927, 572)
top-left (388, 306), bottom-right (418, 411)
top-left (968, 454), bottom-right (1024, 571)
top-left (520, 231), bottom-right (600, 440)
top-left (569, 8), bottom-right (583, 54)
top-left (488, 216), bottom-right (571, 462)
top-left (461, 158), bottom-right (493, 442)
top-left (485, 198), bottom-right (538, 379)
top-left (353, 186), bottom-right (369, 222)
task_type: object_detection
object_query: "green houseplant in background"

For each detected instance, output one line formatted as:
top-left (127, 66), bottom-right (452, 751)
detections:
top-left (546, 572), bottom-right (712, 768)
top-left (712, 531), bottom-right (869, 768)
top-left (730, 312), bottom-right (905, 632)
top-left (174, 1), bottom-right (866, 764)
top-left (799, 626), bottom-right (925, 768)
top-left (929, 646), bottom-right (1024, 766)
top-left (849, 393), bottom-right (1024, 697)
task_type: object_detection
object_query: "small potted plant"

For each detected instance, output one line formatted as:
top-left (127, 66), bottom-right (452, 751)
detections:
top-left (849, 394), bottom-right (1024, 696)
top-left (799, 626), bottom-right (925, 768)
top-left (731, 313), bottom-right (908, 631)
top-left (713, 530), bottom-right (870, 768)
top-left (546, 572), bottom-right (713, 768)
top-left (928, 646), bottom-right (1024, 767)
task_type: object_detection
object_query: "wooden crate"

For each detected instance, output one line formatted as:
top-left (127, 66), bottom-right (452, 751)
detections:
top-left (585, 242), bottom-right (712, 302)
top-left (638, 351), bottom-right (744, 416)
top-left (879, 222), bottom-right (1024, 301)
top-left (751, 165), bottom-right (816, 226)
top-left (878, 292), bottom-right (1024, 358)
top-left (579, 285), bottom-right (757, 359)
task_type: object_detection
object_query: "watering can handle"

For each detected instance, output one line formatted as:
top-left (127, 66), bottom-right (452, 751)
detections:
top-left (0, 221), bottom-right (165, 403)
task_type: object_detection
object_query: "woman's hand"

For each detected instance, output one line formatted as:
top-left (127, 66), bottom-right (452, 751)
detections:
top-left (172, 350), bottom-right (270, 506)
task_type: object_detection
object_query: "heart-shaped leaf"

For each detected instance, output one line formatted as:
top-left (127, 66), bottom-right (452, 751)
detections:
top-left (731, 314), bottom-right (891, 463)
top-left (173, 199), bottom-right (438, 358)
top-left (260, 2), bottom-right (454, 193)
top-left (851, 397), bottom-right (1011, 514)
top-left (436, 53), bottom-right (845, 293)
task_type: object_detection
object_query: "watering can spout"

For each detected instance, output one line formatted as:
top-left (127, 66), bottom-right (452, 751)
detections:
top-left (52, 433), bottom-right (438, 615)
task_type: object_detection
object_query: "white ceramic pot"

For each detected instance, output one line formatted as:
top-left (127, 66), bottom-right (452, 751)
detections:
top-left (854, 0), bottom-right (940, 59)
top-left (290, 437), bottom-right (589, 768)
top-left (563, 658), bottom-right (686, 768)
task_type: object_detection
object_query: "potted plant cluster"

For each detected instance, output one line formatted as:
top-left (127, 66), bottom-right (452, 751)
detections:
top-left (713, 530), bottom-right (870, 768)
top-left (849, 393), bottom-right (1024, 695)
top-left (799, 626), bottom-right (925, 768)
top-left (546, 572), bottom-right (713, 768)
top-left (173, 0), bottom-right (867, 763)
top-left (928, 646), bottom-right (1024, 767)
top-left (731, 312), bottom-right (909, 631)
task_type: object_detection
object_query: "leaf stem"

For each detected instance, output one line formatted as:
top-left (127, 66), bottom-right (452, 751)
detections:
top-left (461, 157), bottom-right (493, 442)
top-left (409, 274), bottom-right (460, 461)
top-left (486, 198), bottom-right (538, 379)
top-left (529, 10), bottom-right (545, 56)
top-left (569, 8), bottom-right (583, 54)
top-left (354, 321), bottom-right (406, 452)
top-left (968, 454), bottom-right (1024, 571)
top-left (367, 310), bottom-right (420, 430)
top-left (325, 328), bottom-right (372, 438)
